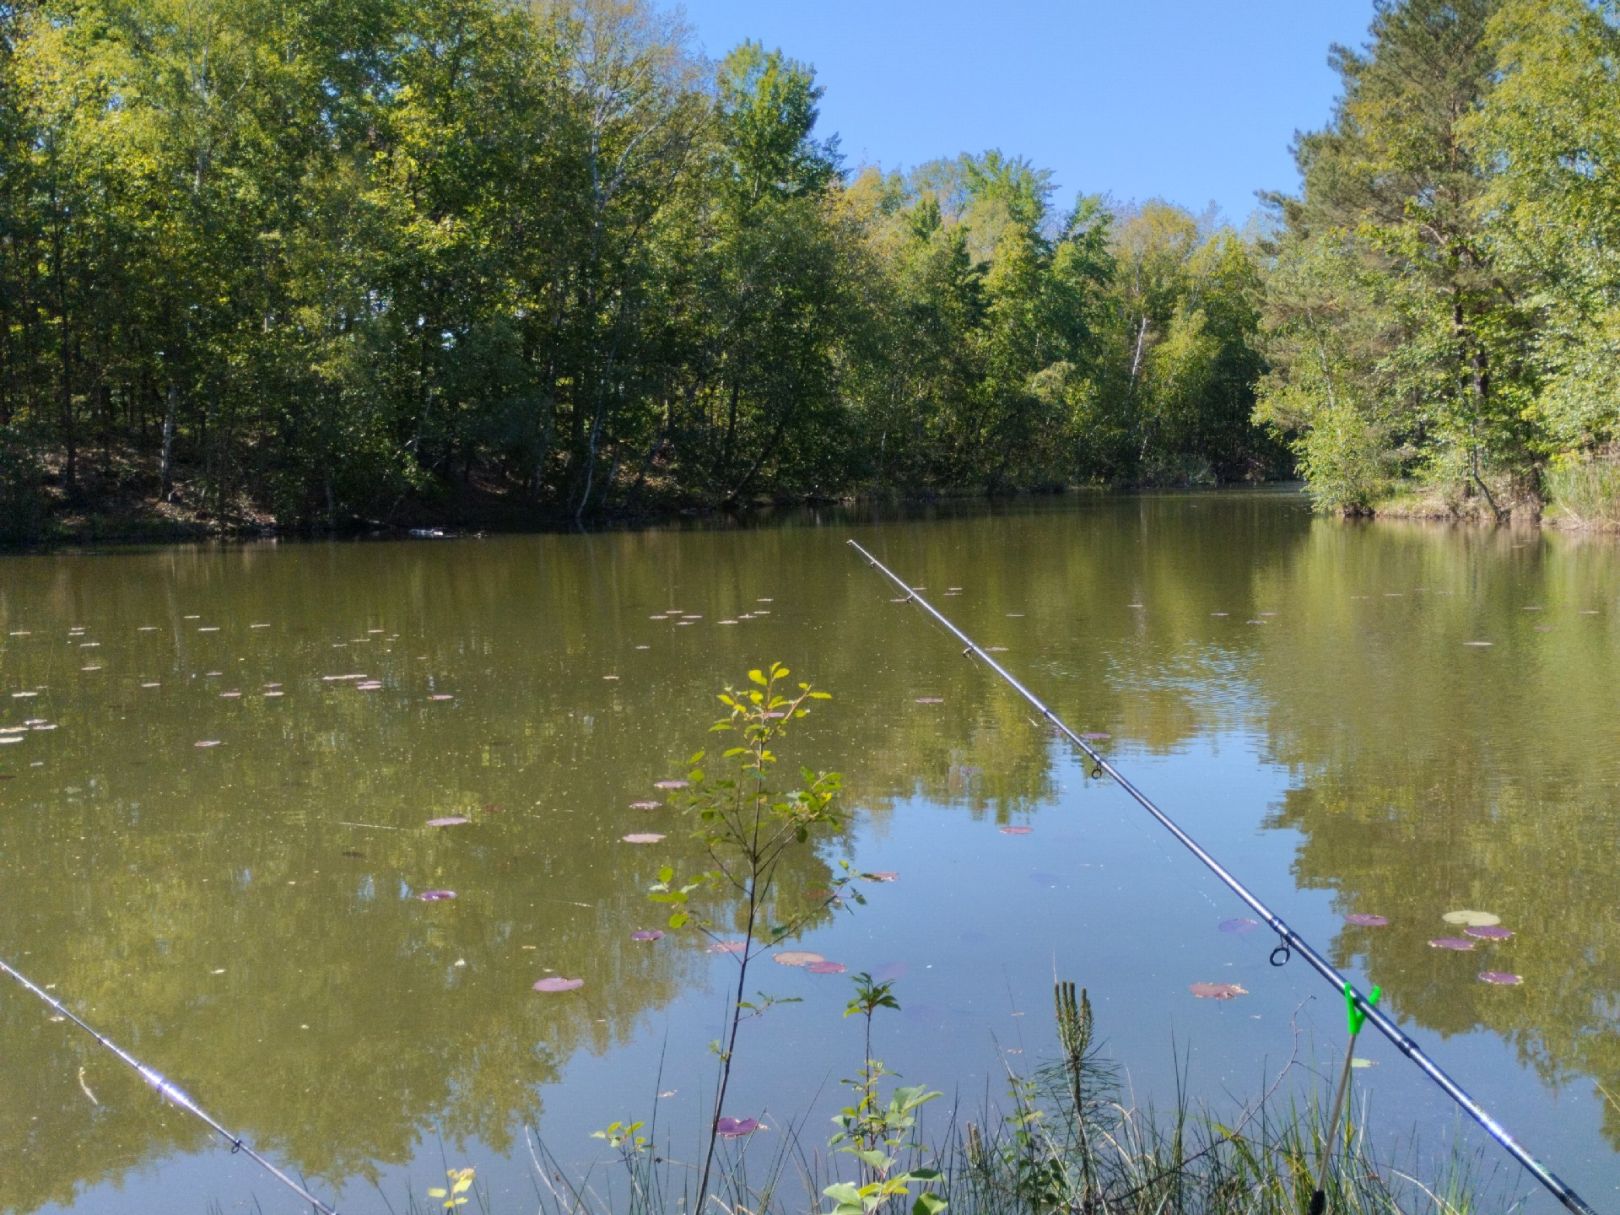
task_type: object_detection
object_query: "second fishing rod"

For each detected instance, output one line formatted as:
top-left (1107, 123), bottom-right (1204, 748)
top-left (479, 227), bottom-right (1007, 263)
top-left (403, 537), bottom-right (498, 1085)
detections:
top-left (848, 539), bottom-right (1596, 1215)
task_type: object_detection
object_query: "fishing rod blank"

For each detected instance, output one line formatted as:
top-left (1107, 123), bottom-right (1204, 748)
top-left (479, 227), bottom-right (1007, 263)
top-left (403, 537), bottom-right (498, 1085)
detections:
top-left (847, 539), bottom-right (1597, 1215)
top-left (0, 954), bottom-right (340, 1215)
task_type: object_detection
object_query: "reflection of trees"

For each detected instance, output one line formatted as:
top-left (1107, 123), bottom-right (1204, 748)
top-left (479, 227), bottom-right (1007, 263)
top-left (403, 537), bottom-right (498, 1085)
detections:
top-left (5, 496), bottom-right (1617, 1208)
top-left (0, 499), bottom-right (1322, 1210)
top-left (1250, 521), bottom-right (1620, 1147)
top-left (0, 540), bottom-right (855, 1213)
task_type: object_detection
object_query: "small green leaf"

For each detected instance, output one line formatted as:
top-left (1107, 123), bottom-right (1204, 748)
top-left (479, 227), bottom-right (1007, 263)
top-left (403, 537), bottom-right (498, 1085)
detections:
top-left (748, 669), bottom-right (767, 686)
top-left (823, 1182), bottom-right (863, 1206)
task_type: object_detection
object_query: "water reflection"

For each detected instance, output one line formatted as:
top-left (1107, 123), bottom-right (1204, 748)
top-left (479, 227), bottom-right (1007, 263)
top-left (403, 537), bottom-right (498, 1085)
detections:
top-left (1, 495), bottom-right (1617, 1212)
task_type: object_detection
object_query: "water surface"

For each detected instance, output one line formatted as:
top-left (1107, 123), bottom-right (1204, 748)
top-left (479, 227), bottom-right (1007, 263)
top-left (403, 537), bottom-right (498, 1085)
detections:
top-left (2, 493), bottom-right (1617, 1213)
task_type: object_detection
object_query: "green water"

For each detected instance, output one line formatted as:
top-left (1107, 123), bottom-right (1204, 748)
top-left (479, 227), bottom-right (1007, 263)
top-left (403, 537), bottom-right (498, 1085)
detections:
top-left (1, 493), bottom-right (1617, 1213)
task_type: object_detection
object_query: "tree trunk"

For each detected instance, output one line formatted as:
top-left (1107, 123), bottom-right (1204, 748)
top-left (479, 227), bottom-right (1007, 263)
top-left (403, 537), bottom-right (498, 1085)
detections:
top-left (160, 383), bottom-right (177, 499)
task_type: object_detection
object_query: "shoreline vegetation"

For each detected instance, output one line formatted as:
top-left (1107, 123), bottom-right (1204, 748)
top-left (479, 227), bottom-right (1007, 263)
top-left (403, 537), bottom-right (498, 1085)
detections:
top-left (501, 666), bottom-right (1492, 1215)
top-left (6, 0), bottom-right (1620, 551)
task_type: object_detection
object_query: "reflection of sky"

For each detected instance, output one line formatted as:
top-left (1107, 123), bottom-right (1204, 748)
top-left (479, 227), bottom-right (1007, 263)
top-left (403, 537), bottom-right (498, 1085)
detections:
top-left (9, 496), bottom-right (1619, 1214)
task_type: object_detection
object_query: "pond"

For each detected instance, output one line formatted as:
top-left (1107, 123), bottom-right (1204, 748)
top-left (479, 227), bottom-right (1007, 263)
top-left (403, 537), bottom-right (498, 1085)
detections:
top-left (1, 491), bottom-right (1617, 1214)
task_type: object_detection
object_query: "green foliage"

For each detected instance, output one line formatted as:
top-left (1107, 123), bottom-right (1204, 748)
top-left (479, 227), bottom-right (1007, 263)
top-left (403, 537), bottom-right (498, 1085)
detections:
top-left (1258, 0), bottom-right (1620, 521)
top-left (647, 661), bottom-right (851, 1202)
top-left (0, 428), bottom-right (47, 545)
top-left (825, 972), bottom-right (945, 1215)
top-left (0, 0), bottom-right (1290, 540)
top-left (426, 1166), bottom-right (476, 1211)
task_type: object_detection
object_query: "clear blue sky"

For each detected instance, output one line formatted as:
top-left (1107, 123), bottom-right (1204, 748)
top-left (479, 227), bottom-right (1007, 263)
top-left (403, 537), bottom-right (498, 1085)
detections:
top-left (672, 0), bottom-right (1378, 226)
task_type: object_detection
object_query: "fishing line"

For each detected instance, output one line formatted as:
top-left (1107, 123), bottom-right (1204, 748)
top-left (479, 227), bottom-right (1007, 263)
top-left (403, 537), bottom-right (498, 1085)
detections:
top-left (0, 955), bottom-right (341, 1215)
top-left (848, 539), bottom-right (1597, 1215)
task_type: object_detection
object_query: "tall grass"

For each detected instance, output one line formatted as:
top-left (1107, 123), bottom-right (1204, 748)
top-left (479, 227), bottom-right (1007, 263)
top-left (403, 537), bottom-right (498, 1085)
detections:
top-left (1544, 455), bottom-right (1620, 529)
top-left (517, 980), bottom-right (1492, 1215)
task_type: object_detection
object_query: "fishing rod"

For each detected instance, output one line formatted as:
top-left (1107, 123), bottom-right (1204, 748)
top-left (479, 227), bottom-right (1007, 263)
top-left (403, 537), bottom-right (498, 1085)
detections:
top-left (847, 539), bottom-right (1597, 1215)
top-left (0, 954), bottom-right (340, 1215)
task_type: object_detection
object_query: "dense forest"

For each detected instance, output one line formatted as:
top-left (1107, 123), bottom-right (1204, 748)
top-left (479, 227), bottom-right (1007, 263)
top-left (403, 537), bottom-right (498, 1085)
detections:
top-left (0, 0), bottom-right (1617, 541)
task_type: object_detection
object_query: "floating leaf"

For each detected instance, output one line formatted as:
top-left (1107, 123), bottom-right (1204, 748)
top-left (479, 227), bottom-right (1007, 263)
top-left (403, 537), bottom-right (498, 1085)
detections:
top-left (773, 950), bottom-right (825, 967)
top-left (427, 816), bottom-right (470, 828)
top-left (1464, 924), bottom-right (1513, 940)
top-left (806, 961), bottom-right (847, 975)
top-left (1000, 825), bottom-right (1033, 836)
top-left (532, 977), bottom-right (584, 993)
top-left (417, 890), bottom-right (456, 901)
top-left (865, 871), bottom-right (899, 883)
top-left (914, 696), bottom-right (944, 705)
top-left (1219, 918), bottom-right (1259, 934)
top-left (1346, 913), bottom-right (1389, 927)
top-left (1428, 937), bottom-right (1475, 951)
top-left (1462, 641), bottom-right (1493, 647)
top-left (1350, 1057), bottom-right (1377, 1069)
top-left (1479, 971), bottom-right (1522, 985)
top-left (630, 930), bottom-right (664, 942)
top-left (628, 800), bottom-right (662, 811)
top-left (194, 740), bottom-right (222, 748)
top-left (1442, 910), bottom-right (1500, 927)
top-left (622, 833), bottom-right (665, 844)
top-left (653, 779), bottom-right (689, 790)
top-left (715, 1117), bottom-right (760, 1138)
top-left (1189, 982), bottom-right (1248, 1000)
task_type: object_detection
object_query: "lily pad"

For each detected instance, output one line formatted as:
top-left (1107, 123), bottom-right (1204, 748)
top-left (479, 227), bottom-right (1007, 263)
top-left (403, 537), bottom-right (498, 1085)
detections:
top-left (1189, 982), bottom-right (1248, 1000)
top-left (773, 950), bottom-right (825, 967)
top-left (715, 1117), bottom-right (760, 1138)
top-left (806, 961), bottom-right (847, 975)
top-left (427, 816), bottom-right (470, 828)
top-left (1479, 971), bottom-right (1522, 985)
top-left (1464, 924), bottom-right (1513, 940)
top-left (653, 779), bottom-right (689, 791)
top-left (628, 800), bottom-right (662, 811)
top-left (630, 930), bottom-right (664, 942)
top-left (1428, 937), bottom-right (1476, 951)
top-left (532, 977), bottom-right (584, 993)
top-left (1345, 913), bottom-right (1389, 927)
top-left (1442, 910), bottom-right (1501, 927)
top-left (417, 890), bottom-right (456, 901)
top-left (622, 832), bottom-right (665, 844)
top-left (1219, 917), bottom-right (1260, 934)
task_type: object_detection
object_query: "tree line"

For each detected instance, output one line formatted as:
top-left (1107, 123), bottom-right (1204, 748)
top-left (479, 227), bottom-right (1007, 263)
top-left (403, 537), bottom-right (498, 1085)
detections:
top-left (1258, 0), bottom-right (1620, 520)
top-left (2, 0), bottom-right (1618, 541)
top-left (0, 0), bottom-right (1278, 539)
